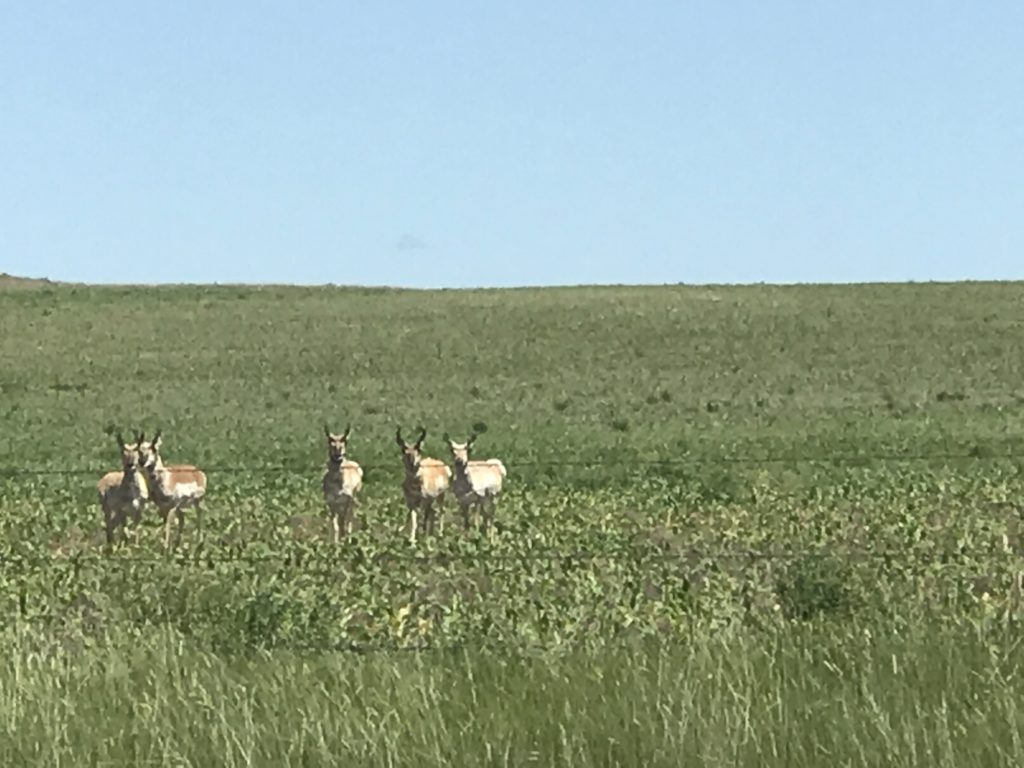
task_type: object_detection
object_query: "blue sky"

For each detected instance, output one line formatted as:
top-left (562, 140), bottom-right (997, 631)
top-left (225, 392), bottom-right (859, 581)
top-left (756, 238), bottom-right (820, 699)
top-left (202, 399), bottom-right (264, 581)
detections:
top-left (2, 2), bottom-right (1022, 287)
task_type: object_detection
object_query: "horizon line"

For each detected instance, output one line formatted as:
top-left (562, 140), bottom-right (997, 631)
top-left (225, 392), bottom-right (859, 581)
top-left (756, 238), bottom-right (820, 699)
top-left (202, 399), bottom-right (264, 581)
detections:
top-left (3, 272), bottom-right (1022, 291)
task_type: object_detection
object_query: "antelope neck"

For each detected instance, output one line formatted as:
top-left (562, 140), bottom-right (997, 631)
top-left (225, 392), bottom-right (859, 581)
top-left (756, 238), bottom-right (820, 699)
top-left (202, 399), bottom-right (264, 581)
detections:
top-left (145, 459), bottom-right (177, 501)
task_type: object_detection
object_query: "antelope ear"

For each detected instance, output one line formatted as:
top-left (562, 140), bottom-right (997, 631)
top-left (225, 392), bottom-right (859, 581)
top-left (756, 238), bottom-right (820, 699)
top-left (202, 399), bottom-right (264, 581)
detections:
top-left (467, 433), bottom-right (477, 447)
top-left (135, 430), bottom-right (145, 445)
top-left (115, 432), bottom-right (126, 449)
top-left (152, 430), bottom-right (163, 450)
top-left (415, 427), bottom-right (426, 447)
top-left (343, 424), bottom-right (351, 440)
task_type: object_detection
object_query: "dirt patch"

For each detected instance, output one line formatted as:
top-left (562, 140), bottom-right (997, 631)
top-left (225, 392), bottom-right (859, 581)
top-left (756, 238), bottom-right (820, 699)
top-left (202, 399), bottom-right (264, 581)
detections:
top-left (289, 513), bottom-right (332, 541)
top-left (0, 272), bottom-right (58, 290)
top-left (49, 525), bottom-right (107, 557)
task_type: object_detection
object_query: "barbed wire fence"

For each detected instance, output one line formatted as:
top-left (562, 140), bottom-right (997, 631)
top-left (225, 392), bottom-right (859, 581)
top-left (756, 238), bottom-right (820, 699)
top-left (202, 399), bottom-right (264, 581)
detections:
top-left (3, 446), bottom-right (1024, 478)
top-left (10, 541), bottom-right (1024, 571)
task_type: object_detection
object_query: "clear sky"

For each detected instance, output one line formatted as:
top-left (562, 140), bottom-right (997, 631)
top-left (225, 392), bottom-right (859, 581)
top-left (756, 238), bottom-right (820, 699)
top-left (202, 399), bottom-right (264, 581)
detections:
top-left (2, 2), bottom-right (1022, 288)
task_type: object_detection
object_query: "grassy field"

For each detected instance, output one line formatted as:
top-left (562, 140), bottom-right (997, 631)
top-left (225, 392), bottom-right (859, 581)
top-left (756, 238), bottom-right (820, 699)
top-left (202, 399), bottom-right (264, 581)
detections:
top-left (2, 279), bottom-right (1024, 765)
top-left (4, 621), bottom-right (1024, 767)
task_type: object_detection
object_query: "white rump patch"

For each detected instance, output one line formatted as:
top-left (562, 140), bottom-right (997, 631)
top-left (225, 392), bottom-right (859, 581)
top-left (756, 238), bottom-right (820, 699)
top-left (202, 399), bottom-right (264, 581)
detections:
top-left (174, 482), bottom-right (203, 498)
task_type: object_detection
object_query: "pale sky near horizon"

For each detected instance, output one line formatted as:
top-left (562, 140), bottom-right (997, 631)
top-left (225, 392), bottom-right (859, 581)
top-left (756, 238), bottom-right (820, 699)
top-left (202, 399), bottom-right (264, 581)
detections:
top-left (2, 3), bottom-right (1022, 288)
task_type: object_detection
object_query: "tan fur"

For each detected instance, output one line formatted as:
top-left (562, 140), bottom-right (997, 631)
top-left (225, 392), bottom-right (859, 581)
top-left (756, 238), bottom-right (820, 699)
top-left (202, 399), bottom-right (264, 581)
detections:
top-left (445, 434), bottom-right (507, 539)
top-left (323, 424), bottom-right (364, 542)
top-left (97, 433), bottom-right (150, 546)
top-left (396, 427), bottom-right (451, 544)
top-left (138, 431), bottom-right (207, 549)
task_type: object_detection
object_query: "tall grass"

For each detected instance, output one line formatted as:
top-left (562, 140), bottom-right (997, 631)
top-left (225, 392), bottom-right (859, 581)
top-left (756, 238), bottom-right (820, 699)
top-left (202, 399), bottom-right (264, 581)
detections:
top-left (2, 617), bottom-right (1022, 767)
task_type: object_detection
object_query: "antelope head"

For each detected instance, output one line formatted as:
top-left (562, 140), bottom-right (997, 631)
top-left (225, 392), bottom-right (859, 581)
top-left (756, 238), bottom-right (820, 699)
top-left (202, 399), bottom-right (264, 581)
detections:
top-left (396, 426), bottom-right (427, 472)
top-left (138, 429), bottom-right (163, 473)
top-left (443, 432), bottom-right (477, 467)
top-left (325, 424), bottom-right (352, 464)
top-left (116, 430), bottom-right (144, 474)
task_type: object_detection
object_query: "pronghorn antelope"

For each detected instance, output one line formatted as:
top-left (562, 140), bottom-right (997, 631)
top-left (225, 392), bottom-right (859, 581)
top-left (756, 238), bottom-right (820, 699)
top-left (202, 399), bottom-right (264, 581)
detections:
top-left (138, 430), bottom-right (207, 549)
top-left (322, 424), bottom-right (363, 542)
top-left (97, 432), bottom-right (150, 545)
top-left (444, 433), bottom-right (507, 539)
top-left (396, 427), bottom-right (451, 544)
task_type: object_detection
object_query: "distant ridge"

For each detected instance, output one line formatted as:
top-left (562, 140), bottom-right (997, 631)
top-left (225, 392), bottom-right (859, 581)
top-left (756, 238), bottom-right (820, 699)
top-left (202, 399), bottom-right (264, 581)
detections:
top-left (0, 274), bottom-right (1020, 290)
top-left (0, 272), bottom-right (59, 289)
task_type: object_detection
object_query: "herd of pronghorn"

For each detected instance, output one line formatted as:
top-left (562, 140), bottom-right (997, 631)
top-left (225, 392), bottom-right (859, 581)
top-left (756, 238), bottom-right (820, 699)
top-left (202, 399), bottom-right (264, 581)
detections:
top-left (97, 426), bottom-right (507, 549)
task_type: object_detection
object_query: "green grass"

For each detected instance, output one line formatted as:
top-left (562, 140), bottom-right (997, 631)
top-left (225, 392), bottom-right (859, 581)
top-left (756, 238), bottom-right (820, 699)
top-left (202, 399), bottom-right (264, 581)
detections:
top-left (2, 281), bottom-right (1023, 473)
top-left (3, 620), bottom-right (1024, 767)
top-left (3, 280), bottom-right (1024, 764)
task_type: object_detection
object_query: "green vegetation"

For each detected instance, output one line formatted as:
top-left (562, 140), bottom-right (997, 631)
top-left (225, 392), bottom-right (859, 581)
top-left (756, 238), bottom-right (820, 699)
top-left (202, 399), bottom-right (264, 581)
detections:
top-left (5, 621), bottom-right (1024, 767)
top-left (2, 280), bottom-right (1024, 765)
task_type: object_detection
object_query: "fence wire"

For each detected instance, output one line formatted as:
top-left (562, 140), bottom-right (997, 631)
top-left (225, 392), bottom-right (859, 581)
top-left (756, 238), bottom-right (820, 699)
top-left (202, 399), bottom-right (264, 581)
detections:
top-left (11, 544), bottom-right (1024, 567)
top-left (2, 448), bottom-right (1023, 478)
